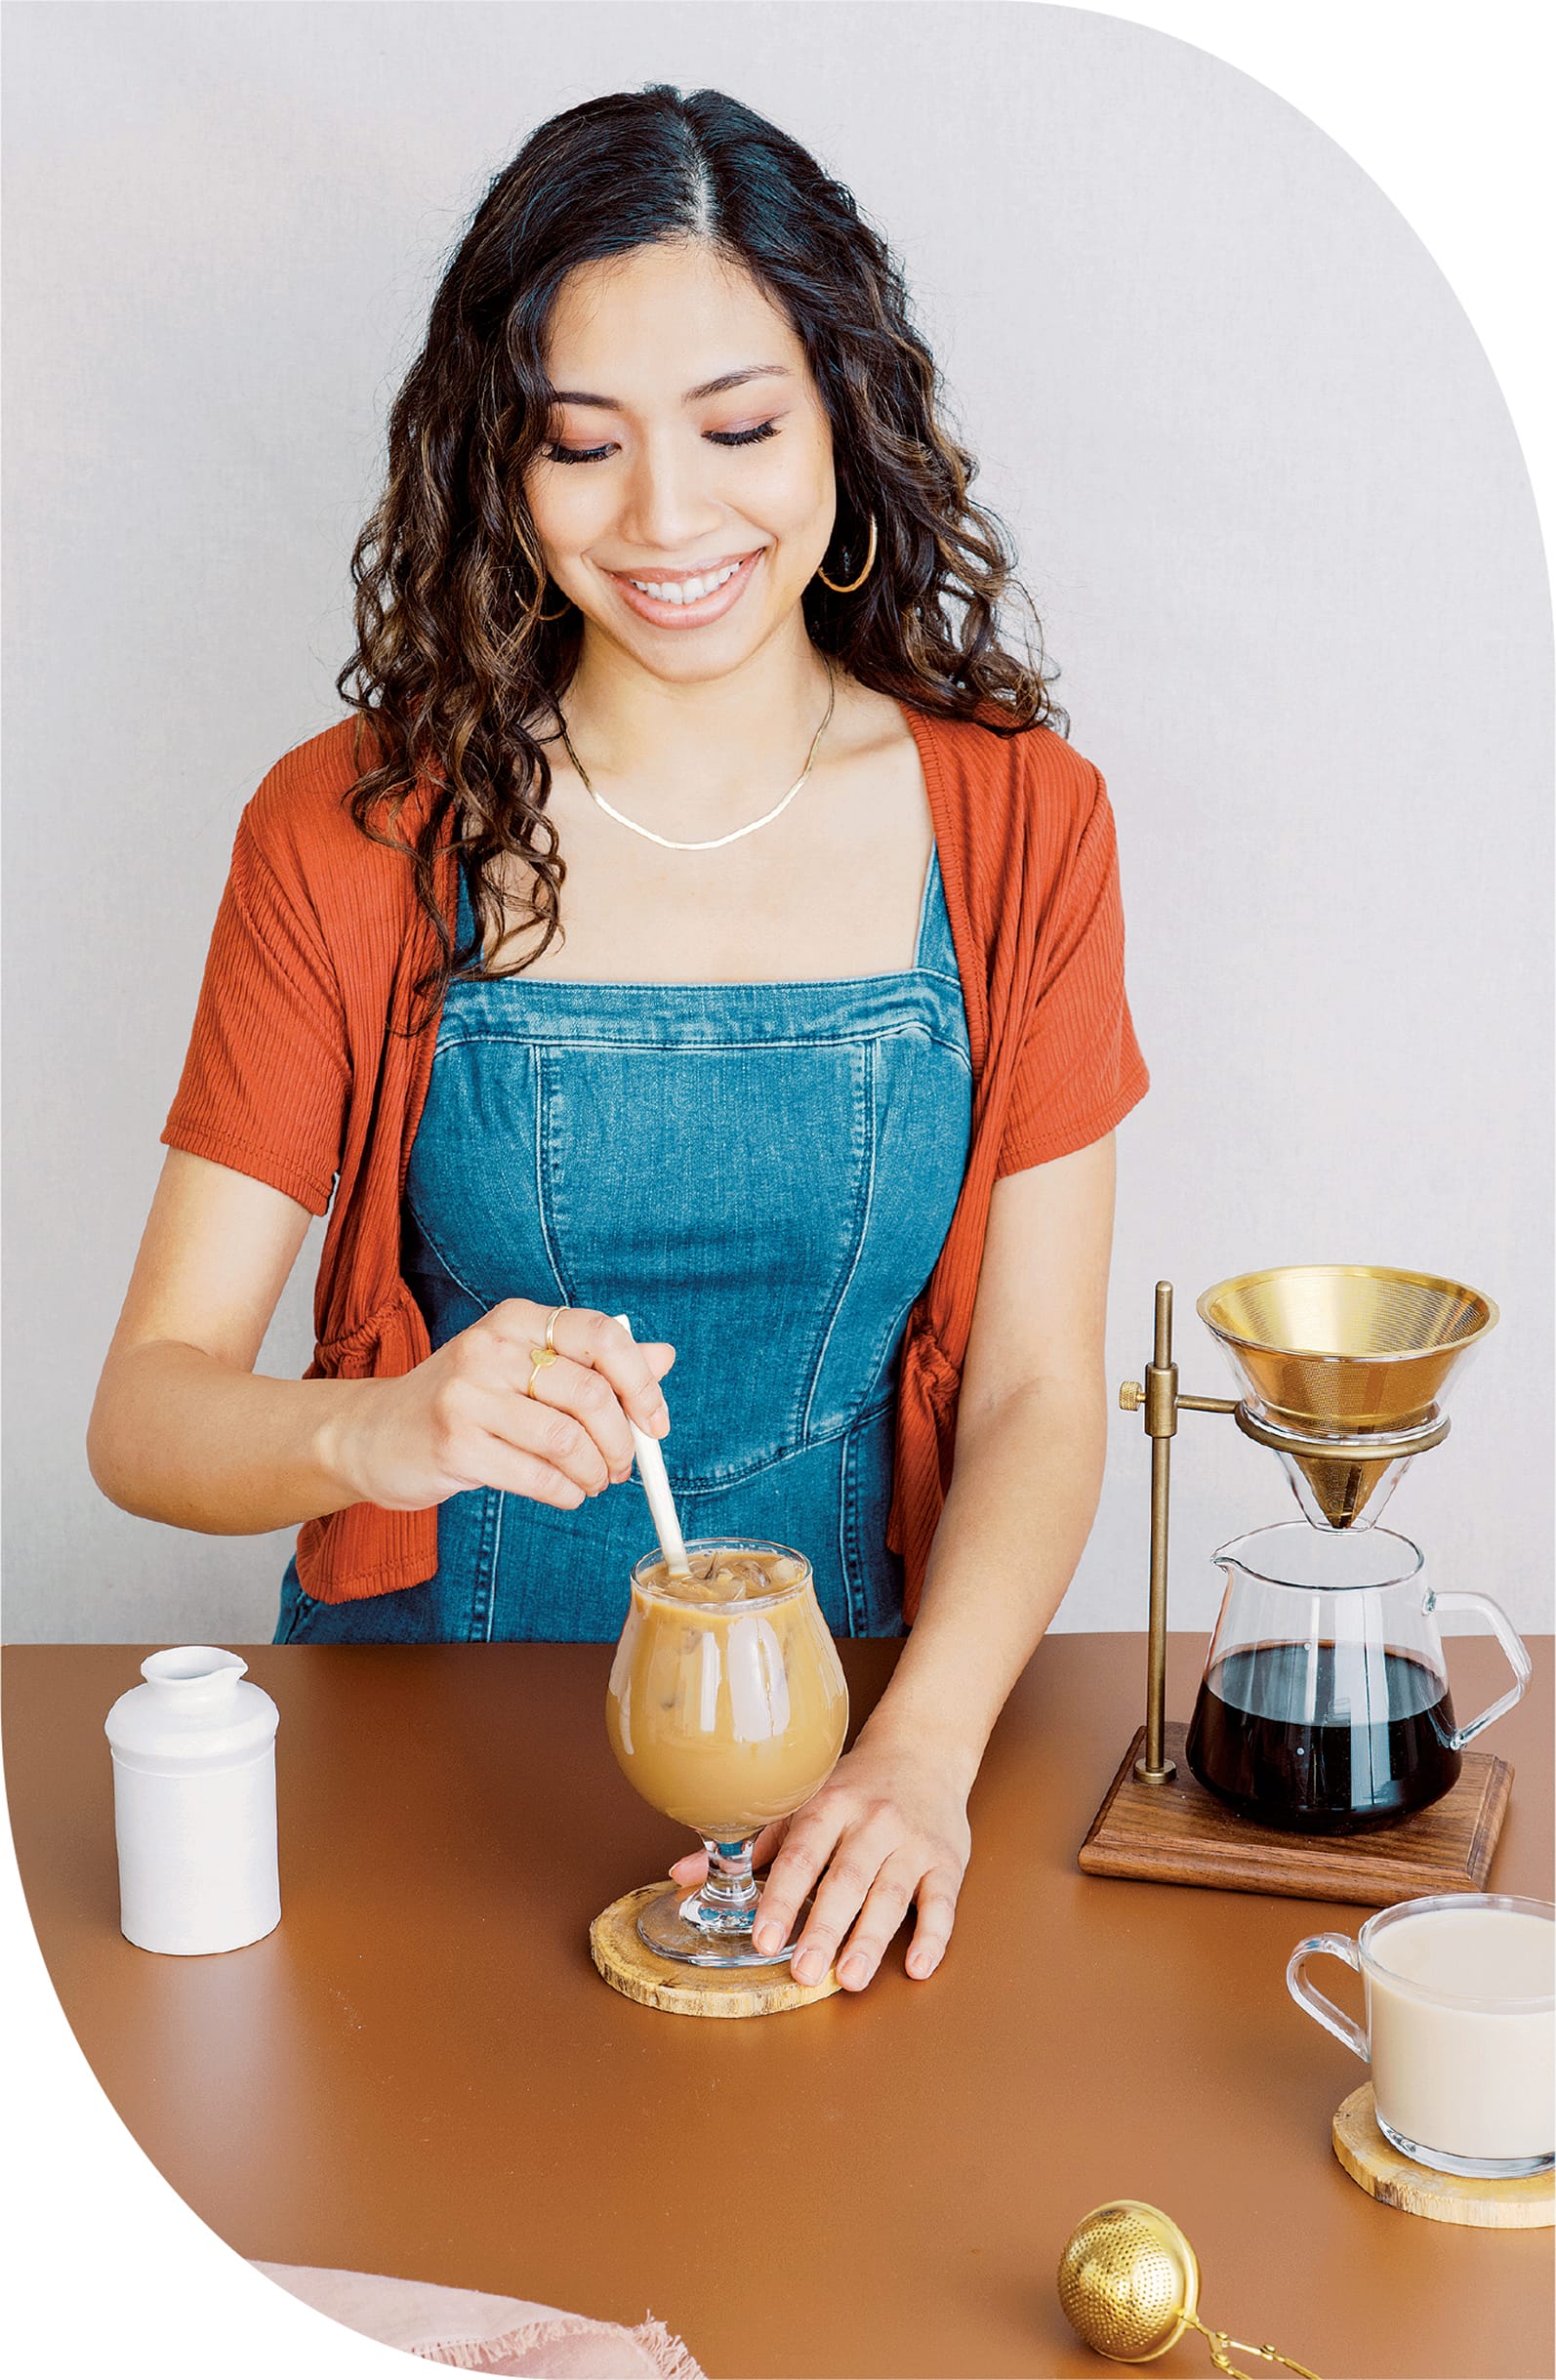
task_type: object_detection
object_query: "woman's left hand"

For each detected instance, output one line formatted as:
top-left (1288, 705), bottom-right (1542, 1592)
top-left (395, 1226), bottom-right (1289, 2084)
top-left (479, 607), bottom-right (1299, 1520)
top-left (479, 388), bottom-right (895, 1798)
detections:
top-left (668, 1736), bottom-right (973, 1990)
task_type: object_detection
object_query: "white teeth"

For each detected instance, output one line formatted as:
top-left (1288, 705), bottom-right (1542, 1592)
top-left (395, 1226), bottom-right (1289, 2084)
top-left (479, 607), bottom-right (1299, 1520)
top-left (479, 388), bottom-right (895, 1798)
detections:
top-left (628, 559), bottom-right (743, 604)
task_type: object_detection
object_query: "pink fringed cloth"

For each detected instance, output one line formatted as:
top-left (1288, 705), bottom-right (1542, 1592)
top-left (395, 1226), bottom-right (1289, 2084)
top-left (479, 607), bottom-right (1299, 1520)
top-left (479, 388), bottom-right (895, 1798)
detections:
top-left (254, 2261), bottom-right (706, 2378)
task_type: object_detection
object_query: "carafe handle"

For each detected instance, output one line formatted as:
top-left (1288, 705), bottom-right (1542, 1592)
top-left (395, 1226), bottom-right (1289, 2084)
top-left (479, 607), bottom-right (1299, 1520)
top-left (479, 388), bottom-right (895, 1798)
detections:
top-left (1427, 1590), bottom-right (1533, 1749)
top-left (1286, 1934), bottom-right (1369, 2061)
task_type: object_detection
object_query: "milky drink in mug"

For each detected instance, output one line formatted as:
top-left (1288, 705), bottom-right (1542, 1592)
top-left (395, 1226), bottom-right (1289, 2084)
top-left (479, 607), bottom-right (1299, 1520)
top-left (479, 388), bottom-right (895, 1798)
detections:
top-left (1288, 1894), bottom-right (1555, 2176)
top-left (606, 1542), bottom-right (847, 1840)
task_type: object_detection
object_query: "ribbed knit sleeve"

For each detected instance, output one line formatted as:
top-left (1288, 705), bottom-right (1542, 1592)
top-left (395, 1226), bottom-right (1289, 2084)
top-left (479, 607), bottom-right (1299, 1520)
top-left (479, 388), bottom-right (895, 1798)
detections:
top-left (161, 810), bottom-right (350, 1215)
top-left (995, 765), bottom-right (1149, 1178)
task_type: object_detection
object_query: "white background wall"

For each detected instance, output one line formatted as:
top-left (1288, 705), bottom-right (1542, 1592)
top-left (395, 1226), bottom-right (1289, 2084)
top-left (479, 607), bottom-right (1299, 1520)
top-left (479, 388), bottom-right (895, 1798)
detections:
top-left (4, 1), bottom-right (1550, 1643)
top-left (4, 11), bottom-right (1552, 2380)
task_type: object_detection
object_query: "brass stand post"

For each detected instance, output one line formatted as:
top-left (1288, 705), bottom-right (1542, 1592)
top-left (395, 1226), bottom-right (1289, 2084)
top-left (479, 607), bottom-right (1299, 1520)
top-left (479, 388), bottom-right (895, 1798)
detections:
top-left (1120, 1284), bottom-right (1237, 1786)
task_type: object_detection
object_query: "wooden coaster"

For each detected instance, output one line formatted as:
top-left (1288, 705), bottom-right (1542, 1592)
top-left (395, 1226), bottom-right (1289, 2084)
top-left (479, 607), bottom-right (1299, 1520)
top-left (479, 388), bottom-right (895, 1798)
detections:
top-left (590, 1883), bottom-right (842, 2019)
top-left (1332, 2084), bottom-right (1554, 2228)
top-left (1078, 1723), bottom-right (1512, 1904)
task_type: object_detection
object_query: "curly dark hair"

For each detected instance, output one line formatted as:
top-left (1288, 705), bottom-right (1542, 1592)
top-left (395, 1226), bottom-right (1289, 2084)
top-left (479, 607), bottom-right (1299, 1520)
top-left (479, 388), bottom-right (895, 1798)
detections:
top-left (337, 84), bottom-right (1064, 1010)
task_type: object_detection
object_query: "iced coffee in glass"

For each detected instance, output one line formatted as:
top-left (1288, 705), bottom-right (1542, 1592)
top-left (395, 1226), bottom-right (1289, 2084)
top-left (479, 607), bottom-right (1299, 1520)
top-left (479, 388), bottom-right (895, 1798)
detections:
top-left (606, 1538), bottom-right (848, 1966)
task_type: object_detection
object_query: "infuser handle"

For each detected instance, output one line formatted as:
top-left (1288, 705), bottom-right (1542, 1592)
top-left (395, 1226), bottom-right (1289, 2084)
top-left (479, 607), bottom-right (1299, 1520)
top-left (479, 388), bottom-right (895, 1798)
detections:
top-left (1428, 1590), bottom-right (1533, 1748)
top-left (1286, 1934), bottom-right (1369, 2062)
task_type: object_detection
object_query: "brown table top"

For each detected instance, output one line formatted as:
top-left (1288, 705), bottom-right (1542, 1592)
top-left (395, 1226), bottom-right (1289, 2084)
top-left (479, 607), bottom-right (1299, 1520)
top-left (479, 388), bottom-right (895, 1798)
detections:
top-left (5, 1631), bottom-right (1552, 2379)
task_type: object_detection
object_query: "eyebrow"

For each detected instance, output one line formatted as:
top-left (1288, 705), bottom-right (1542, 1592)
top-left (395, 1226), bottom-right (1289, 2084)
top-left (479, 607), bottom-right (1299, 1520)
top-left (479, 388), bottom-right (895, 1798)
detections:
top-left (545, 365), bottom-right (793, 409)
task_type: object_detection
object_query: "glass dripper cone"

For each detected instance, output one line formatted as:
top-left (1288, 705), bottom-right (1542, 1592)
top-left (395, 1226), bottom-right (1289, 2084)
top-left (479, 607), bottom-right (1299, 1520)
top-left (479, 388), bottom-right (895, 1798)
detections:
top-left (1260, 1432), bottom-right (1426, 1532)
top-left (1196, 1266), bottom-right (1496, 1529)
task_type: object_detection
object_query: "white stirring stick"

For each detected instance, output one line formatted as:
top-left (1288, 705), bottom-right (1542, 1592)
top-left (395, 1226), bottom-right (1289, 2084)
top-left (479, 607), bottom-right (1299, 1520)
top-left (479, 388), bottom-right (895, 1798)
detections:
top-left (611, 1314), bottom-right (690, 1578)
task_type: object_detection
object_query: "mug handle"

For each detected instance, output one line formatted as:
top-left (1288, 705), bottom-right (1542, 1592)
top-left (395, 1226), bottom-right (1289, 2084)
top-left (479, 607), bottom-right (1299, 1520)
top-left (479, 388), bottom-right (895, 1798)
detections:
top-left (1428, 1590), bottom-right (1533, 1748)
top-left (1286, 1934), bottom-right (1369, 2060)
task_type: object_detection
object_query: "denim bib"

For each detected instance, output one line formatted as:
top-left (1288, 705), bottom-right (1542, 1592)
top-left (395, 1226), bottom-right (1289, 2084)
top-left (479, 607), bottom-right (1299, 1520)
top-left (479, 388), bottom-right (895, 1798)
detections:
top-left (275, 846), bottom-right (970, 1644)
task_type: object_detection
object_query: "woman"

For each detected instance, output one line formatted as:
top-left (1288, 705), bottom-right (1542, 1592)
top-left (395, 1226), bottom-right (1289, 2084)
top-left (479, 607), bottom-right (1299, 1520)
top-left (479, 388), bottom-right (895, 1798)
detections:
top-left (89, 86), bottom-right (1147, 1994)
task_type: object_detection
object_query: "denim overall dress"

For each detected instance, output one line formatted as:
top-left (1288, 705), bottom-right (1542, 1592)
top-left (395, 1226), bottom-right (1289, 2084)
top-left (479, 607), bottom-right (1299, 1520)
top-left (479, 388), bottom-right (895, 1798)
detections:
top-left (275, 846), bottom-right (971, 1644)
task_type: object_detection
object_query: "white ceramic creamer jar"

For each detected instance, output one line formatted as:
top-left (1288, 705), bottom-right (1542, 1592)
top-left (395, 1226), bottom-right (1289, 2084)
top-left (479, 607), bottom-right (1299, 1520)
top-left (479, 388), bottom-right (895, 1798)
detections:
top-left (104, 1647), bottom-right (280, 1954)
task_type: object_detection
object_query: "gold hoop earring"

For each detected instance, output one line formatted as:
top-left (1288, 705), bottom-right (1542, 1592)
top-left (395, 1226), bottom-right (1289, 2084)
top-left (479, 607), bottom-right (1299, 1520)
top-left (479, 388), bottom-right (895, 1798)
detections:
top-left (816, 513), bottom-right (878, 595)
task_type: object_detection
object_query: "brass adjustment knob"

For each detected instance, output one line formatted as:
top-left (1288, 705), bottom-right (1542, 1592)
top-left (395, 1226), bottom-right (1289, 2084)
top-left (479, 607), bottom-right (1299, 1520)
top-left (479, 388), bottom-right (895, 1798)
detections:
top-left (1119, 1380), bottom-right (1144, 1412)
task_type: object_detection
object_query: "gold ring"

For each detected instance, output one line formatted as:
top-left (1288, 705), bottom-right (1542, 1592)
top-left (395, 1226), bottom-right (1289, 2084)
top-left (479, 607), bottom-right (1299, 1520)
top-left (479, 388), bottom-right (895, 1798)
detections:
top-left (525, 1346), bottom-right (558, 1397)
top-left (543, 1305), bottom-right (566, 1353)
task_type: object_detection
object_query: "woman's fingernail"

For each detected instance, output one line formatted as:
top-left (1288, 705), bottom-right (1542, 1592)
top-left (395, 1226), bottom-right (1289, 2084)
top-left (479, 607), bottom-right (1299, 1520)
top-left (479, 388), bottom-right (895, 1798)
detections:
top-left (908, 1949), bottom-right (935, 1978)
top-left (792, 1950), bottom-right (822, 1985)
top-left (839, 1954), bottom-right (867, 1989)
top-left (753, 1923), bottom-right (781, 1954)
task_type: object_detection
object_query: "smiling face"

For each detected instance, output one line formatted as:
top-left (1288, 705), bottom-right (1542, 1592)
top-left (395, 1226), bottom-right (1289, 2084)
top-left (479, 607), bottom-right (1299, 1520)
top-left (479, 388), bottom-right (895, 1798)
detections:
top-left (523, 240), bottom-right (838, 681)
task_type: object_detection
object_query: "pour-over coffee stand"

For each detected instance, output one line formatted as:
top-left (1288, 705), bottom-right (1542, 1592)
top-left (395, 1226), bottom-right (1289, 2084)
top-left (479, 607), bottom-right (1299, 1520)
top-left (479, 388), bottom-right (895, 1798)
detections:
top-left (1080, 1264), bottom-right (1522, 1903)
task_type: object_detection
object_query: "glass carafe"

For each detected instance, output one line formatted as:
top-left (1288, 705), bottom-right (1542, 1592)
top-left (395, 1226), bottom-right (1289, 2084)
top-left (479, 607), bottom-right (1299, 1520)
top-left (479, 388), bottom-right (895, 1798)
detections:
top-left (606, 1538), bottom-right (847, 1966)
top-left (1184, 1522), bottom-right (1530, 1833)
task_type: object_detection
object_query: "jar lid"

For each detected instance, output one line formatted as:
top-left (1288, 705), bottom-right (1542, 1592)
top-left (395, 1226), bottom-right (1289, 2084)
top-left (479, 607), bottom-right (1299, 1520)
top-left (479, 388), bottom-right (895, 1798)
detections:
top-left (104, 1646), bottom-right (279, 1770)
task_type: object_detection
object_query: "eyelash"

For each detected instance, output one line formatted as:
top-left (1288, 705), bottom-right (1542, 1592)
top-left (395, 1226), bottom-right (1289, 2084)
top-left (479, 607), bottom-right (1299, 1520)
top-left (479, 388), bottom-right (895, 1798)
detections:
top-left (543, 421), bottom-right (781, 466)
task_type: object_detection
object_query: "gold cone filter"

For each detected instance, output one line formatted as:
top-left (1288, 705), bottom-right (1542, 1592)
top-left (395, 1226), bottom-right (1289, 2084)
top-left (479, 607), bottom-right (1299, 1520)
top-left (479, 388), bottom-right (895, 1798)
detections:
top-left (1196, 1266), bottom-right (1495, 1529)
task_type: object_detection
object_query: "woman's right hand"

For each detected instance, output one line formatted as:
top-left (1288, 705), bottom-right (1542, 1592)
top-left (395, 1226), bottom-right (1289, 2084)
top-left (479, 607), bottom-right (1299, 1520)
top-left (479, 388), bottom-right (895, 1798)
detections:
top-left (325, 1302), bottom-right (676, 1513)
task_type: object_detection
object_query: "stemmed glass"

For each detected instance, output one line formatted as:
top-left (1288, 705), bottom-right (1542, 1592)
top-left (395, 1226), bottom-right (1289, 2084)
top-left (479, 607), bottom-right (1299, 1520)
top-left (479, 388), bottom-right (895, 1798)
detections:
top-left (606, 1538), bottom-right (847, 1966)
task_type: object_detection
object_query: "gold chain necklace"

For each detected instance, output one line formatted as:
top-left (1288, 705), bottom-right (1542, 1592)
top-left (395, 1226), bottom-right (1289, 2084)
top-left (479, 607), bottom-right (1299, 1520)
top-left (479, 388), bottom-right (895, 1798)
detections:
top-left (555, 662), bottom-right (836, 852)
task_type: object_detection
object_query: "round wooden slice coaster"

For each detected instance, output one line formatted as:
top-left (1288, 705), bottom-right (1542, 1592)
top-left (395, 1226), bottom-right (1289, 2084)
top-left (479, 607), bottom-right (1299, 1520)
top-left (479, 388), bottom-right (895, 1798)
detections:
top-left (590, 1883), bottom-right (842, 2019)
top-left (1332, 2084), bottom-right (1554, 2229)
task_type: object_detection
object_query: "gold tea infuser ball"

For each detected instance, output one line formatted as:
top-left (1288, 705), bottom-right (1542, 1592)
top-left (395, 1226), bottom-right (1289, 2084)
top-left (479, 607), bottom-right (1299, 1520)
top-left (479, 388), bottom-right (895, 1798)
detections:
top-left (1056, 2202), bottom-right (1323, 2379)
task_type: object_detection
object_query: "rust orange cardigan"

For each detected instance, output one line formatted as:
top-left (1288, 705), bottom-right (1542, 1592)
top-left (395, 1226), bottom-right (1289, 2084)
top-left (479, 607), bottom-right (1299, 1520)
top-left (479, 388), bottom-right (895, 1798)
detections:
top-left (164, 705), bottom-right (1149, 1621)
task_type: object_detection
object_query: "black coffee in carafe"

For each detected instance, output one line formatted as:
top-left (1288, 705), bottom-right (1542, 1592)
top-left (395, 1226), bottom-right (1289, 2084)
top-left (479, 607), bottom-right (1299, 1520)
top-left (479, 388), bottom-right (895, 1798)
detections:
top-left (1185, 1640), bottom-right (1461, 1833)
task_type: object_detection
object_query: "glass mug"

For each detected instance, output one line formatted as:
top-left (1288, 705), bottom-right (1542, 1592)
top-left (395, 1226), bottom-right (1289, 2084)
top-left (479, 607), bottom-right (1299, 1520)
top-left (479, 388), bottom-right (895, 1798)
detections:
top-left (605, 1538), bottom-right (848, 1967)
top-left (1288, 1893), bottom-right (1555, 2178)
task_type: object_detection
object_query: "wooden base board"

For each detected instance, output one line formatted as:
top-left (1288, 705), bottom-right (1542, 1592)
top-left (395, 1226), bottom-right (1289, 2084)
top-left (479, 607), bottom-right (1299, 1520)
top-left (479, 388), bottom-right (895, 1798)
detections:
top-left (1333, 2084), bottom-right (1553, 2228)
top-left (590, 1883), bottom-right (842, 2019)
top-left (1078, 1723), bottom-right (1512, 1904)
